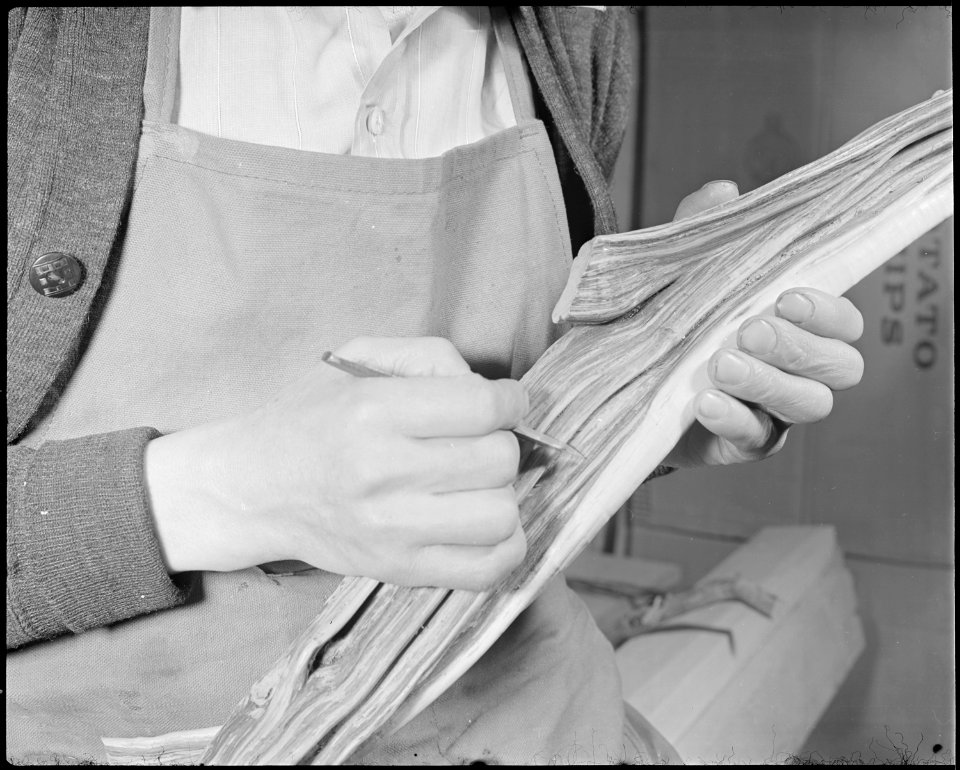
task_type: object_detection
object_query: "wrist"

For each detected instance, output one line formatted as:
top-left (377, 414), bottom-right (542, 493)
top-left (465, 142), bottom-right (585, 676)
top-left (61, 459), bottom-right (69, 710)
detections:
top-left (143, 419), bottom-right (275, 573)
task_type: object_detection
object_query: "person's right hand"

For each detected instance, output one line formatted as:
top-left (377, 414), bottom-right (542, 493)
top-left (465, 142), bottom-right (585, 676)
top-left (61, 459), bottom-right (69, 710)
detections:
top-left (144, 337), bottom-right (529, 591)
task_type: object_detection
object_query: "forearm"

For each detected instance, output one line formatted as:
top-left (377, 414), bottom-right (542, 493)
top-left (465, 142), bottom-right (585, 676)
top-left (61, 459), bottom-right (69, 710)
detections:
top-left (6, 428), bottom-right (190, 649)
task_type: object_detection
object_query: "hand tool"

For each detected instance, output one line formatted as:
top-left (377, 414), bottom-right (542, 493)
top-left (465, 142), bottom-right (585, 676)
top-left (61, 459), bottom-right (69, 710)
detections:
top-left (321, 351), bottom-right (584, 459)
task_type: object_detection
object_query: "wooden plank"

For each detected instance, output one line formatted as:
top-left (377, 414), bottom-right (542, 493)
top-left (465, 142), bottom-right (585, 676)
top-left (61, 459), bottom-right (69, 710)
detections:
top-left (675, 552), bottom-right (863, 763)
top-left (617, 527), bottom-right (856, 749)
top-left (102, 728), bottom-right (218, 766)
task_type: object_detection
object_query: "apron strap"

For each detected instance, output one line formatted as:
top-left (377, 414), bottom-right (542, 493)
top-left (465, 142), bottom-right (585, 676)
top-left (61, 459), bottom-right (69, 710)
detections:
top-left (143, 6), bottom-right (180, 124)
top-left (491, 8), bottom-right (537, 124)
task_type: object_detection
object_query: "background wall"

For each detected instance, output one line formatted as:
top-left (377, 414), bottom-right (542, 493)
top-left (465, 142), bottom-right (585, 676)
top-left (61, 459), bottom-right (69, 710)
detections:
top-left (609, 6), bottom-right (954, 762)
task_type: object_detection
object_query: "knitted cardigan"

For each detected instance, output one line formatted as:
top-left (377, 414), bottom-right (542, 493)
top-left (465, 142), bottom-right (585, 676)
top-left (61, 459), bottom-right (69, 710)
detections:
top-left (6, 7), bottom-right (632, 649)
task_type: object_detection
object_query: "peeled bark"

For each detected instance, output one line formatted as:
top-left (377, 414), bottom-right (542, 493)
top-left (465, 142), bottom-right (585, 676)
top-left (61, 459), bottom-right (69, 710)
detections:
top-left (198, 90), bottom-right (952, 765)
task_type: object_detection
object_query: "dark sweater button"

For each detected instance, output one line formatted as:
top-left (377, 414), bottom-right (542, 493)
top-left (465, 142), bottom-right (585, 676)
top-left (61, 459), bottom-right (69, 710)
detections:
top-left (29, 252), bottom-right (84, 297)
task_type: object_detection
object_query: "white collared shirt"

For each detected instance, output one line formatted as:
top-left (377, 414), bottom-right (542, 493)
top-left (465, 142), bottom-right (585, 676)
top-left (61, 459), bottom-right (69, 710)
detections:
top-left (175, 6), bottom-right (518, 158)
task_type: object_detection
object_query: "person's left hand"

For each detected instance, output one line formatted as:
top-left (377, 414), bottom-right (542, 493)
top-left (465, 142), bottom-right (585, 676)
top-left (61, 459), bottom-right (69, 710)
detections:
top-left (662, 181), bottom-right (865, 470)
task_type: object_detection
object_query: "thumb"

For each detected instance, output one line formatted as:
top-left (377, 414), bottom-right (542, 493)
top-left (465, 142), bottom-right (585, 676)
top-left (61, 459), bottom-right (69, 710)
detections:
top-left (332, 336), bottom-right (472, 378)
top-left (673, 180), bottom-right (740, 222)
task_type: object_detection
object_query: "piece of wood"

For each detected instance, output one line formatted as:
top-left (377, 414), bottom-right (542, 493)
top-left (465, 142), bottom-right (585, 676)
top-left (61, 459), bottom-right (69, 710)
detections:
top-left (189, 91), bottom-right (952, 764)
top-left (101, 727), bottom-right (219, 766)
top-left (597, 578), bottom-right (778, 650)
top-left (620, 527), bottom-right (841, 730)
top-left (565, 549), bottom-right (682, 622)
top-left (618, 526), bottom-right (864, 763)
top-left (677, 562), bottom-right (863, 763)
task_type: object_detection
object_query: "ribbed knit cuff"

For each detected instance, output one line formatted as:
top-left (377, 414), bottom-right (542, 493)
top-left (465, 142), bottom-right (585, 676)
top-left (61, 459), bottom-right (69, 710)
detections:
top-left (7, 427), bottom-right (190, 647)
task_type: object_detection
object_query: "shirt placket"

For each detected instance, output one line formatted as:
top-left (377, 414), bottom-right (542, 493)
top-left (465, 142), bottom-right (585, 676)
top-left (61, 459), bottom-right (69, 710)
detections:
top-left (351, 6), bottom-right (441, 158)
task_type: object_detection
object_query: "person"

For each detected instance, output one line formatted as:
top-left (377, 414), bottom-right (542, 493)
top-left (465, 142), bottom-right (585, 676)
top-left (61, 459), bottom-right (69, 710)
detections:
top-left (6, 7), bottom-right (864, 765)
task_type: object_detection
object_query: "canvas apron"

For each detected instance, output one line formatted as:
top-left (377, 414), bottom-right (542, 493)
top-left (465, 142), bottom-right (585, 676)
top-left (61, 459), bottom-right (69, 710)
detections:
top-left (7, 8), bottom-right (678, 765)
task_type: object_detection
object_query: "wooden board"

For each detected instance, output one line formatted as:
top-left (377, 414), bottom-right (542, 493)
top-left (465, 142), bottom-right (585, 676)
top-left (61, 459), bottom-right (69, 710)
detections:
top-left (676, 552), bottom-right (863, 763)
top-left (617, 526), bottom-right (864, 762)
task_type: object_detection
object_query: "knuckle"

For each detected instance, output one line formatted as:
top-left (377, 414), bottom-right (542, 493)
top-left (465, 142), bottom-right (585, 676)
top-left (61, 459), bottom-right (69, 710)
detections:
top-left (474, 562), bottom-right (508, 591)
top-left (838, 296), bottom-right (860, 318)
top-left (335, 336), bottom-right (376, 360)
top-left (770, 385), bottom-right (833, 424)
top-left (490, 432), bottom-right (521, 481)
top-left (745, 371), bottom-right (777, 405)
top-left (831, 346), bottom-right (865, 390)
top-left (848, 349), bottom-right (865, 385)
top-left (422, 337), bottom-right (471, 375)
top-left (473, 377), bottom-right (527, 428)
top-left (780, 341), bottom-right (809, 371)
top-left (815, 390), bottom-right (834, 422)
top-left (765, 317), bottom-right (809, 367)
top-left (502, 530), bottom-right (528, 571)
top-left (838, 297), bottom-right (865, 340)
top-left (463, 571), bottom-right (495, 592)
top-left (470, 535), bottom-right (527, 591)
top-left (387, 556), bottom-right (418, 587)
top-left (426, 336), bottom-right (461, 359)
top-left (348, 455), bottom-right (389, 497)
top-left (509, 380), bottom-right (530, 417)
top-left (470, 376), bottom-right (504, 424)
top-left (394, 542), bottom-right (438, 587)
top-left (486, 490), bottom-right (520, 542)
top-left (802, 386), bottom-right (834, 423)
top-left (346, 382), bottom-right (384, 429)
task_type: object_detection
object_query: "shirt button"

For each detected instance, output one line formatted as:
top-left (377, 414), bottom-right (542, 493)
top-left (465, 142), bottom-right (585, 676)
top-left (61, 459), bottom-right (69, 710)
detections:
top-left (365, 107), bottom-right (386, 136)
top-left (29, 252), bottom-right (85, 298)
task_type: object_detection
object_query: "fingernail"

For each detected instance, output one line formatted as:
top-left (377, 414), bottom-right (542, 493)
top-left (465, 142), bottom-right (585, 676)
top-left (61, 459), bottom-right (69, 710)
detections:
top-left (738, 319), bottom-right (777, 355)
top-left (776, 292), bottom-right (815, 323)
top-left (714, 351), bottom-right (751, 385)
top-left (701, 180), bottom-right (738, 193)
top-left (698, 391), bottom-right (728, 420)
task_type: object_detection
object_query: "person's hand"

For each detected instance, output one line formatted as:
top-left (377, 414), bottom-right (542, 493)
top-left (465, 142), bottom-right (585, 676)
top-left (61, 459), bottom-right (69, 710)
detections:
top-left (145, 337), bottom-right (528, 590)
top-left (662, 181), bottom-right (865, 470)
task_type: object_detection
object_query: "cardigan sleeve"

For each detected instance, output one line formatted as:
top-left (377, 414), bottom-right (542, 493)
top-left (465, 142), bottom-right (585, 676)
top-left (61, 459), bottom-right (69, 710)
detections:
top-left (6, 427), bottom-right (192, 649)
top-left (6, 9), bottom-right (180, 649)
